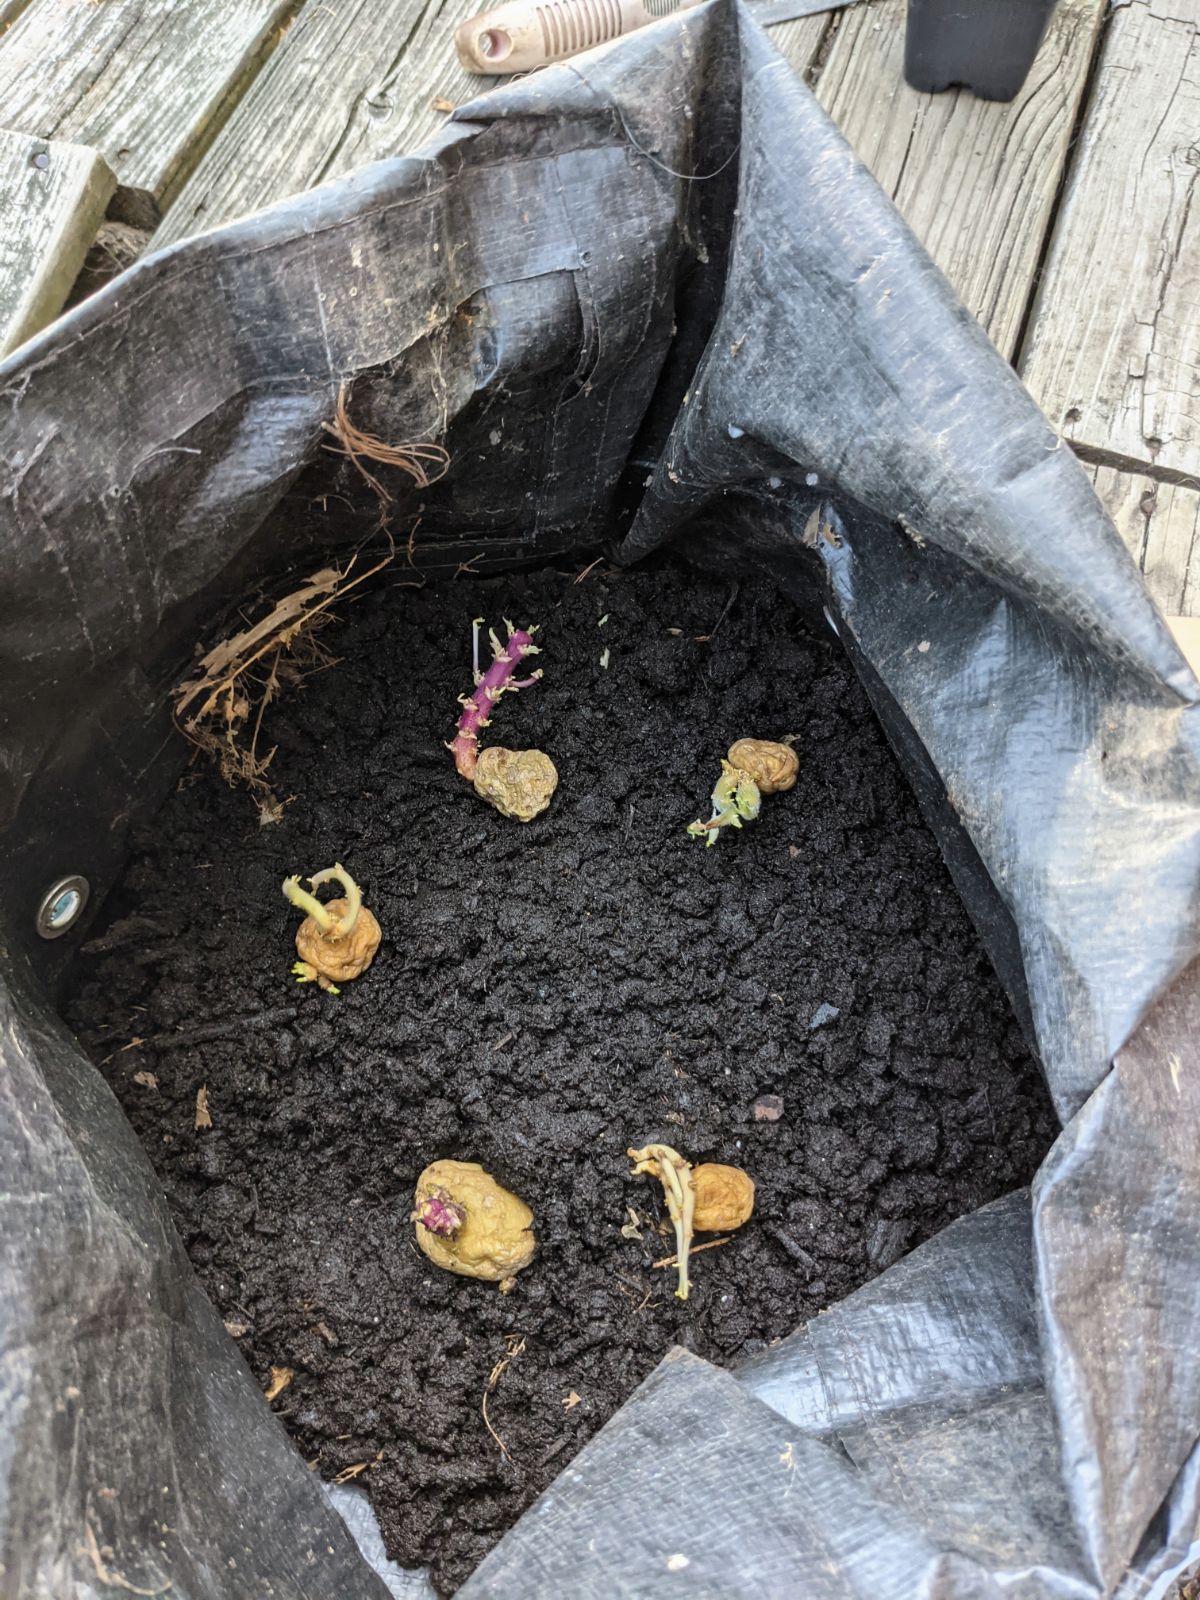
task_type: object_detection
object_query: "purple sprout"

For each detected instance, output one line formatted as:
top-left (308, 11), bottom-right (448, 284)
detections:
top-left (415, 1187), bottom-right (465, 1237)
top-left (449, 619), bottom-right (542, 780)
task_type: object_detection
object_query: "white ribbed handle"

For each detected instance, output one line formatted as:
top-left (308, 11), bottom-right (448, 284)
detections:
top-left (455, 0), bottom-right (693, 73)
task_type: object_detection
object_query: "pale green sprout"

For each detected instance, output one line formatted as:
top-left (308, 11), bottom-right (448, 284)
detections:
top-left (627, 1144), bottom-right (696, 1300)
top-left (290, 961), bottom-right (339, 994)
top-left (281, 862), bottom-right (362, 937)
top-left (687, 760), bottom-right (762, 847)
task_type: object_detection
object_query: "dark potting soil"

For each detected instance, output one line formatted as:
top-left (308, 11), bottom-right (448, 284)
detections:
top-left (65, 562), bottom-right (1058, 1593)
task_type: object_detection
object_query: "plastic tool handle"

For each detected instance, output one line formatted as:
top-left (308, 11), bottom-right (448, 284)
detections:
top-left (455, 0), bottom-right (696, 74)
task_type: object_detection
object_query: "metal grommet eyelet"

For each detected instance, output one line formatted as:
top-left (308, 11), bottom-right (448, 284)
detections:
top-left (36, 875), bottom-right (90, 940)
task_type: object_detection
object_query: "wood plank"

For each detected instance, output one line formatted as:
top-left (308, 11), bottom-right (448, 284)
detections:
top-left (1020, 0), bottom-right (1200, 478)
top-left (0, 0), bottom-right (32, 33)
top-left (811, 0), bottom-right (1105, 359)
top-left (0, 127), bottom-right (115, 359)
top-left (764, 12), bottom-right (831, 85)
top-left (1167, 615), bottom-right (1200, 675)
top-left (156, 1), bottom-right (830, 250)
top-left (155, 0), bottom-right (502, 248)
top-left (1090, 461), bottom-right (1200, 619)
top-left (0, 0), bottom-right (295, 226)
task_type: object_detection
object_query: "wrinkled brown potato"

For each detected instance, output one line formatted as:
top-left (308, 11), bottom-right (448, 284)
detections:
top-left (413, 1159), bottom-right (536, 1281)
top-left (473, 746), bottom-right (558, 821)
top-left (294, 898), bottom-right (381, 984)
top-left (691, 1163), bottom-right (756, 1232)
top-left (726, 738), bottom-right (798, 795)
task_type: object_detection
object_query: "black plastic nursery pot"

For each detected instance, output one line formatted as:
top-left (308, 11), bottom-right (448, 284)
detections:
top-left (903, 0), bottom-right (1059, 102)
top-left (3, 3), bottom-right (1200, 1597)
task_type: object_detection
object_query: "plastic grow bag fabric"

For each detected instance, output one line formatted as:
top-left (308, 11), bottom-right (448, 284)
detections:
top-left (2, 2), bottom-right (1199, 1595)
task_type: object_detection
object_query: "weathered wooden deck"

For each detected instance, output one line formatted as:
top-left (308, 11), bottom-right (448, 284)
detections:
top-left (2, 0), bottom-right (1197, 619)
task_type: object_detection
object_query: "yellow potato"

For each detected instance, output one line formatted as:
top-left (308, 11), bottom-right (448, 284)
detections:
top-left (413, 1160), bottom-right (536, 1281)
top-left (295, 899), bottom-right (381, 983)
top-left (473, 746), bottom-right (558, 821)
top-left (726, 739), bottom-right (798, 795)
top-left (691, 1163), bottom-right (755, 1232)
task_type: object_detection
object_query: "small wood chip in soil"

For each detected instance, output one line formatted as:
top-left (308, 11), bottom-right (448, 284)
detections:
top-left (265, 1365), bottom-right (294, 1402)
top-left (194, 1085), bottom-right (212, 1129)
top-left (562, 1391), bottom-right (581, 1410)
top-left (132, 1071), bottom-right (158, 1089)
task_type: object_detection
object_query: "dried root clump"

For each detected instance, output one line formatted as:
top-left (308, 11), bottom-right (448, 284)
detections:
top-left (174, 555), bottom-right (391, 823)
top-left (174, 385), bottom-right (450, 821)
top-left (283, 863), bottom-right (380, 993)
top-left (449, 618), bottom-right (557, 821)
top-left (412, 1160), bottom-right (536, 1282)
top-left (321, 380), bottom-right (449, 522)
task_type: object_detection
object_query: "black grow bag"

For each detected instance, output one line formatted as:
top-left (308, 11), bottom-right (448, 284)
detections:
top-left (3, 4), bottom-right (1200, 1594)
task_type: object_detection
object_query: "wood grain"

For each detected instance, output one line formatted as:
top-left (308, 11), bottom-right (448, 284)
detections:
top-left (812, 0), bottom-right (1105, 358)
top-left (0, 127), bottom-right (115, 359)
top-left (154, 0), bottom-right (503, 248)
top-left (0, 0), bottom-right (31, 33)
top-left (1091, 461), bottom-right (1200, 619)
top-left (156, 2), bottom-right (831, 250)
top-left (1021, 0), bottom-right (1200, 478)
top-left (764, 12), bottom-right (831, 85)
top-left (0, 0), bottom-right (295, 224)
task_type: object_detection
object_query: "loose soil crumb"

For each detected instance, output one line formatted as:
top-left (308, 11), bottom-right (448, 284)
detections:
top-left (65, 563), bottom-right (1057, 1593)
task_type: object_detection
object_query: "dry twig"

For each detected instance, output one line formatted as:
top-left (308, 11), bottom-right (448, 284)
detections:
top-left (482, 1334), bottom-right (526, 1460)
top-left (334, 1450), bottom-right (383, 1484)
top-left (652, 1236), bottom-right (731, 1270)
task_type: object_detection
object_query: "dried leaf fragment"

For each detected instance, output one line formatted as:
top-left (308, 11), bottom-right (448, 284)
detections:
top-left (194, 1086), bottom-right (212, 1130)
top-left (132, 1071), bottom-right (158, 1089)
top-left (562, 1391), bottom-right (582, 1411)
top-left (620, 1206), bottom-right (643, 1241)
top-left (265, 1366), bottom-right (294, 1402)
